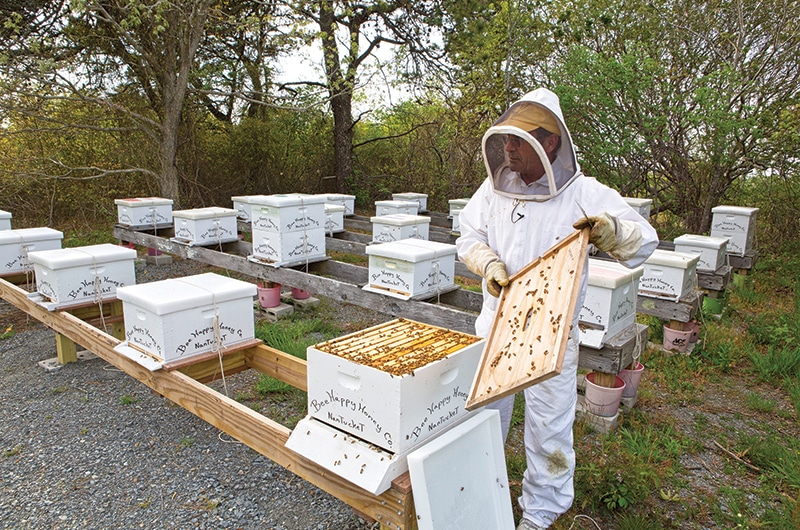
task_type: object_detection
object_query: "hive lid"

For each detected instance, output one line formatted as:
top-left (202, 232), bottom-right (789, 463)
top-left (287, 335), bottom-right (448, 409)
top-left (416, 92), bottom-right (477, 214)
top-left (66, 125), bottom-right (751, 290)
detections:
top-left (326, 193), bottom-right (356, 200)
top-left (370, 213), bottom-right (430, 227)
top-left (375, 200), bottom-right (418, 208)
top-left (711, 205), bottom-right (759, 216)
top-left (114, 197), bottom-right (173, 207)
top-left (0, 210), bottom-right (11, 220)
top-left (587, 259), bottom-right (643, 288)
top-left (231, 195), bottom-right (271, 203)
top-left (392, 192), bottom-right (428, 200)
top-left (172, 207), bottom-right (238, 220)
top-left (645, 248), bottom-right (700, 269)
top-left (324, 203), bottom-right (346, 213)
top-left (674, 234), bottom-right (729, 250)
top-left (0, 227), bottom-right (64, 244)
top-left (407, 409), bottom-right (514, 530)
top-left (623, 197), bottom-right (653, 207)
top-left (248, 194), bottom-right (327, 207)
top-left (28, 243), bottom-right (137, 268)
top-left (448, 198), bottom-right (470, 207)
top-left (366, 238), bottom-right (456, 261)
top-left (116, 272), bottom-right (256, 314)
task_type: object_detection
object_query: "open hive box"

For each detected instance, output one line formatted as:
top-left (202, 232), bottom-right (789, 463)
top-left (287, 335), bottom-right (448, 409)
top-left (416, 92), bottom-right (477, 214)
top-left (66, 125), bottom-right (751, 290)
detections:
top-left (287, 318), bottom-right (485, 494)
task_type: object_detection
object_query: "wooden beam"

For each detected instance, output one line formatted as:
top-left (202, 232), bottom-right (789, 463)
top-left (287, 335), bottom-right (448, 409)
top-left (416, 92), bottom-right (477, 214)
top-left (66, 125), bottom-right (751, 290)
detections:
top-left (0, 278), bottom-right (416, 529)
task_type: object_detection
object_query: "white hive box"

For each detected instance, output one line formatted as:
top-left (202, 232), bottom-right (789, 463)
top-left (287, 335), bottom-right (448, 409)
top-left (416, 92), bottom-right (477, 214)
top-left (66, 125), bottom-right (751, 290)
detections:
top-left (0, 228), bottom-right (64, 275)
top-left (116, 273), bottom-right (256, 362)
top-left (231, 195), bottom-right (270, 222)
top-left (325, 193), bottom-right (356, 216)
top-left (250, 227), bottom-right (326, 266)
top-left (579, 259), bottom-right (643, 349)
top-left (451, 208), bottom-right (464, 234)
top-left (710, 205), bottom-right (759, 256)
top-left (639, 249), bottom-right (699, 301)
top-left (172, 207), bottom-right (239, 246)
top-left (249, 194), bottom-right (327, 233)
top-left (324, 203), bottom-right (345, 234)
top-left (29, 244), bottom-right (136, 308)
top-left (0, 210), bottom-right (11, 230)
top-left (448, 198), bottom-right (469, 218)
top-left (364, 239), bottom-right (456, 299)
top-left (375, 200), bottom-right (419, 216)
top-left (674, 234), bottom-right (729, 272)
top-left (392, 192), bottom-right (428, 212)
top-left (114, 197), bottom-right (173, 228)
top-left (371, 214), bottom-right (430, 243)
top-left (623, 197), bottom-right (653, 218)
top-left (306, 318), bottom-right (484, 454)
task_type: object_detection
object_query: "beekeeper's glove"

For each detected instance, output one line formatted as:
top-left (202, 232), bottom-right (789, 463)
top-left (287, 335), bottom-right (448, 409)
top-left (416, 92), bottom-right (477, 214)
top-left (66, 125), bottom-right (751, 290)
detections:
top-left (462, 242), bottom-right (508, 297)
top-left (573, 212), bottom-right (642, 261)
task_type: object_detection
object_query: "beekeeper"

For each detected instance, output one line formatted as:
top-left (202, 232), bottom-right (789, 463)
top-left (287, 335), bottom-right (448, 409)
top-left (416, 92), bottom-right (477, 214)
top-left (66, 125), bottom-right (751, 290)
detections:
top-left (456, 87), bottom-right (658, 530)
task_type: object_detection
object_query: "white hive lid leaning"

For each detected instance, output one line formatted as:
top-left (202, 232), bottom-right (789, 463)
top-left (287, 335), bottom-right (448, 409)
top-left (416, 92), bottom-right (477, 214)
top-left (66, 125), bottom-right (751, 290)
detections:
top-left (370, 213), bottom-right (431, 227)
top-left (28, 243), bottom-right (136, 269)
top-left (114, 197), bottom-right (174, 207)
top-left (0, 210), bottom-right (11, 220)
top-left (645, 248), bottom-right (699, 269)
top-left (172, 206), bottom-right (238, 219)
top-left (674, 234), bottom-right (729, 250)
top-left (0, 227), bottom-right (64, 244)
top-left (587, 259), bottom-right (644, 289)
top-left (116, 272), bottom-right (256, 315)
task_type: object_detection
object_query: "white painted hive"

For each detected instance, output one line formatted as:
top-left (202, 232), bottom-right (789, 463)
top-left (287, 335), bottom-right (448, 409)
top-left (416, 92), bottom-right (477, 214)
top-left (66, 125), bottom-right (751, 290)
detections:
top-left (231, 195), bottom-right (270, 222)
top-left (114, 197), bottom-right (173, 228)
top-left (673, 234), bottom-right (729, 272)
top-left (325, 193), bottom-right (356, 216)
top-left (365, 239), bottom-right (456, 299)
top-left (172, 207), bottom-right (239, 245)
top-left (375, 200), bottom-right (419, 216)
top-left (391, 192), bottom-right (428, 212)
top-left (639, 249), bottom-right (699, 301)
top-left (116, 273), bottom-right (256, 362)
top-left (623, 197), bottom-right (653, 218)
top-left (579, 259), bottom-right (643, 349)
top-left (0, 228), bottom-right (64, 275)
top-left (250, 227), bottom-right (326, 266)
top-left (307, 318), bottom-right (484, 454)
top-left (249, 194), bottom-right (327, 233)
top-left (29, 243), bottom-right (136, 307)
top-left (448, 198), bottom-right (469, 218)
top-left (0, 210), bottom-right (11, 231)
top-left (450, 208), bottom-right (464, 234)
top-left (324, 203), bottom-right (345, 234)
top-left (370, 214), bottom-right (430, 243)
top-left (710, 205), bottom-right (759, 256)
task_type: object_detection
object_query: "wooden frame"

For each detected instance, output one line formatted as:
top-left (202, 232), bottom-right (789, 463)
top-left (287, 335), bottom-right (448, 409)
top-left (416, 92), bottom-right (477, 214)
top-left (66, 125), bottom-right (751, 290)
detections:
top-left (0, 278), bottom-right (416, 529)
top-left (466, 229), bottom-right (590, 410)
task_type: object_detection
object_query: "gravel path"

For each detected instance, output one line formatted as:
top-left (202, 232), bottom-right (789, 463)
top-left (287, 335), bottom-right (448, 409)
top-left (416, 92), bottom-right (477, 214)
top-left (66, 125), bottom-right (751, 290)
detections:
top-left (0, 258), bottom-right (378, 530)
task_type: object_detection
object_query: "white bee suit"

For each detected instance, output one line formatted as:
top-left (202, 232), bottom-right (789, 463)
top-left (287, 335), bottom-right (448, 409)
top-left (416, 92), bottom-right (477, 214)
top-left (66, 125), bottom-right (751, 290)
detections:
top-left (456, 88), bottom-right (658, 527)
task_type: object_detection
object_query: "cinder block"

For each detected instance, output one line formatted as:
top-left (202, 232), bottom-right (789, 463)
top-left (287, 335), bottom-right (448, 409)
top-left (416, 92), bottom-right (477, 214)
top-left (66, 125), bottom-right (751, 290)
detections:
top-left (145, 253), bottom-right (173, 265)
top-left (258, 302), bottom-right (294, 321)
top-left (576, 395), bottom-right (620, 433)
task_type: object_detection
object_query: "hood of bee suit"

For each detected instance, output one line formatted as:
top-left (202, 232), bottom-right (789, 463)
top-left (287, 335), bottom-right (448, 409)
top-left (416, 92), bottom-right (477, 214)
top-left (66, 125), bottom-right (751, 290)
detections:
top-left (482, 87), bottom-right (582, 201)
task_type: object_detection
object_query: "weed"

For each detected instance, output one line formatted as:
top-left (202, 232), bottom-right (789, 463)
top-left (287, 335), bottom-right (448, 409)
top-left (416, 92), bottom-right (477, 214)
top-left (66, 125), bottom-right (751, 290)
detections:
top-left (328, 250), bottom-right (368, 266)
top-left (785, 377), bottom-right (800, 420)
top-left (51, 385), bottom-right (70, 394)
top-left (748, 345), bottom-right (800, 383)
top-left (179, 437), bottom-right (195, 450)
top-left (120, 394), bottom-right (138, 405)
top-left (0, 325), bottom-right (14, 340)
top-left (744, 392), bottom-right (776, 413)
top-left (4, 445), bottom-right (22, 457)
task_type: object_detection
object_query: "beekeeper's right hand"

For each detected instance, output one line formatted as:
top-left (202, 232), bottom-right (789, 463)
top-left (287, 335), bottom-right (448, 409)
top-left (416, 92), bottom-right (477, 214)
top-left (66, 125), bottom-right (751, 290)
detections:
top-left (462, 242), bottom-right (509, 297)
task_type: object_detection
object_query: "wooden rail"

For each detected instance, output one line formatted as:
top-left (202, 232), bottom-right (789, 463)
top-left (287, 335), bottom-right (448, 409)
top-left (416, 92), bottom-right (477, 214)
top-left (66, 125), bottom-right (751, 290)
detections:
top-left (0, 277), bottom-right (417, 530)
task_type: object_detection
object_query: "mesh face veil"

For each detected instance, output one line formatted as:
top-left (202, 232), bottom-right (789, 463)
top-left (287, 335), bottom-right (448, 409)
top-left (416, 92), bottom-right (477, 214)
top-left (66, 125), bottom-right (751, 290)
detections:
top-left (481, 90), bottom-right (581, 202)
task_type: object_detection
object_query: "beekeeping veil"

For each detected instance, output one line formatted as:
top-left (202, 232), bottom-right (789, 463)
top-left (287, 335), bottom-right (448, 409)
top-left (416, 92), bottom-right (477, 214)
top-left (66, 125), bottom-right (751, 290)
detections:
top-left (482, 88), bottom-right (581, 201)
